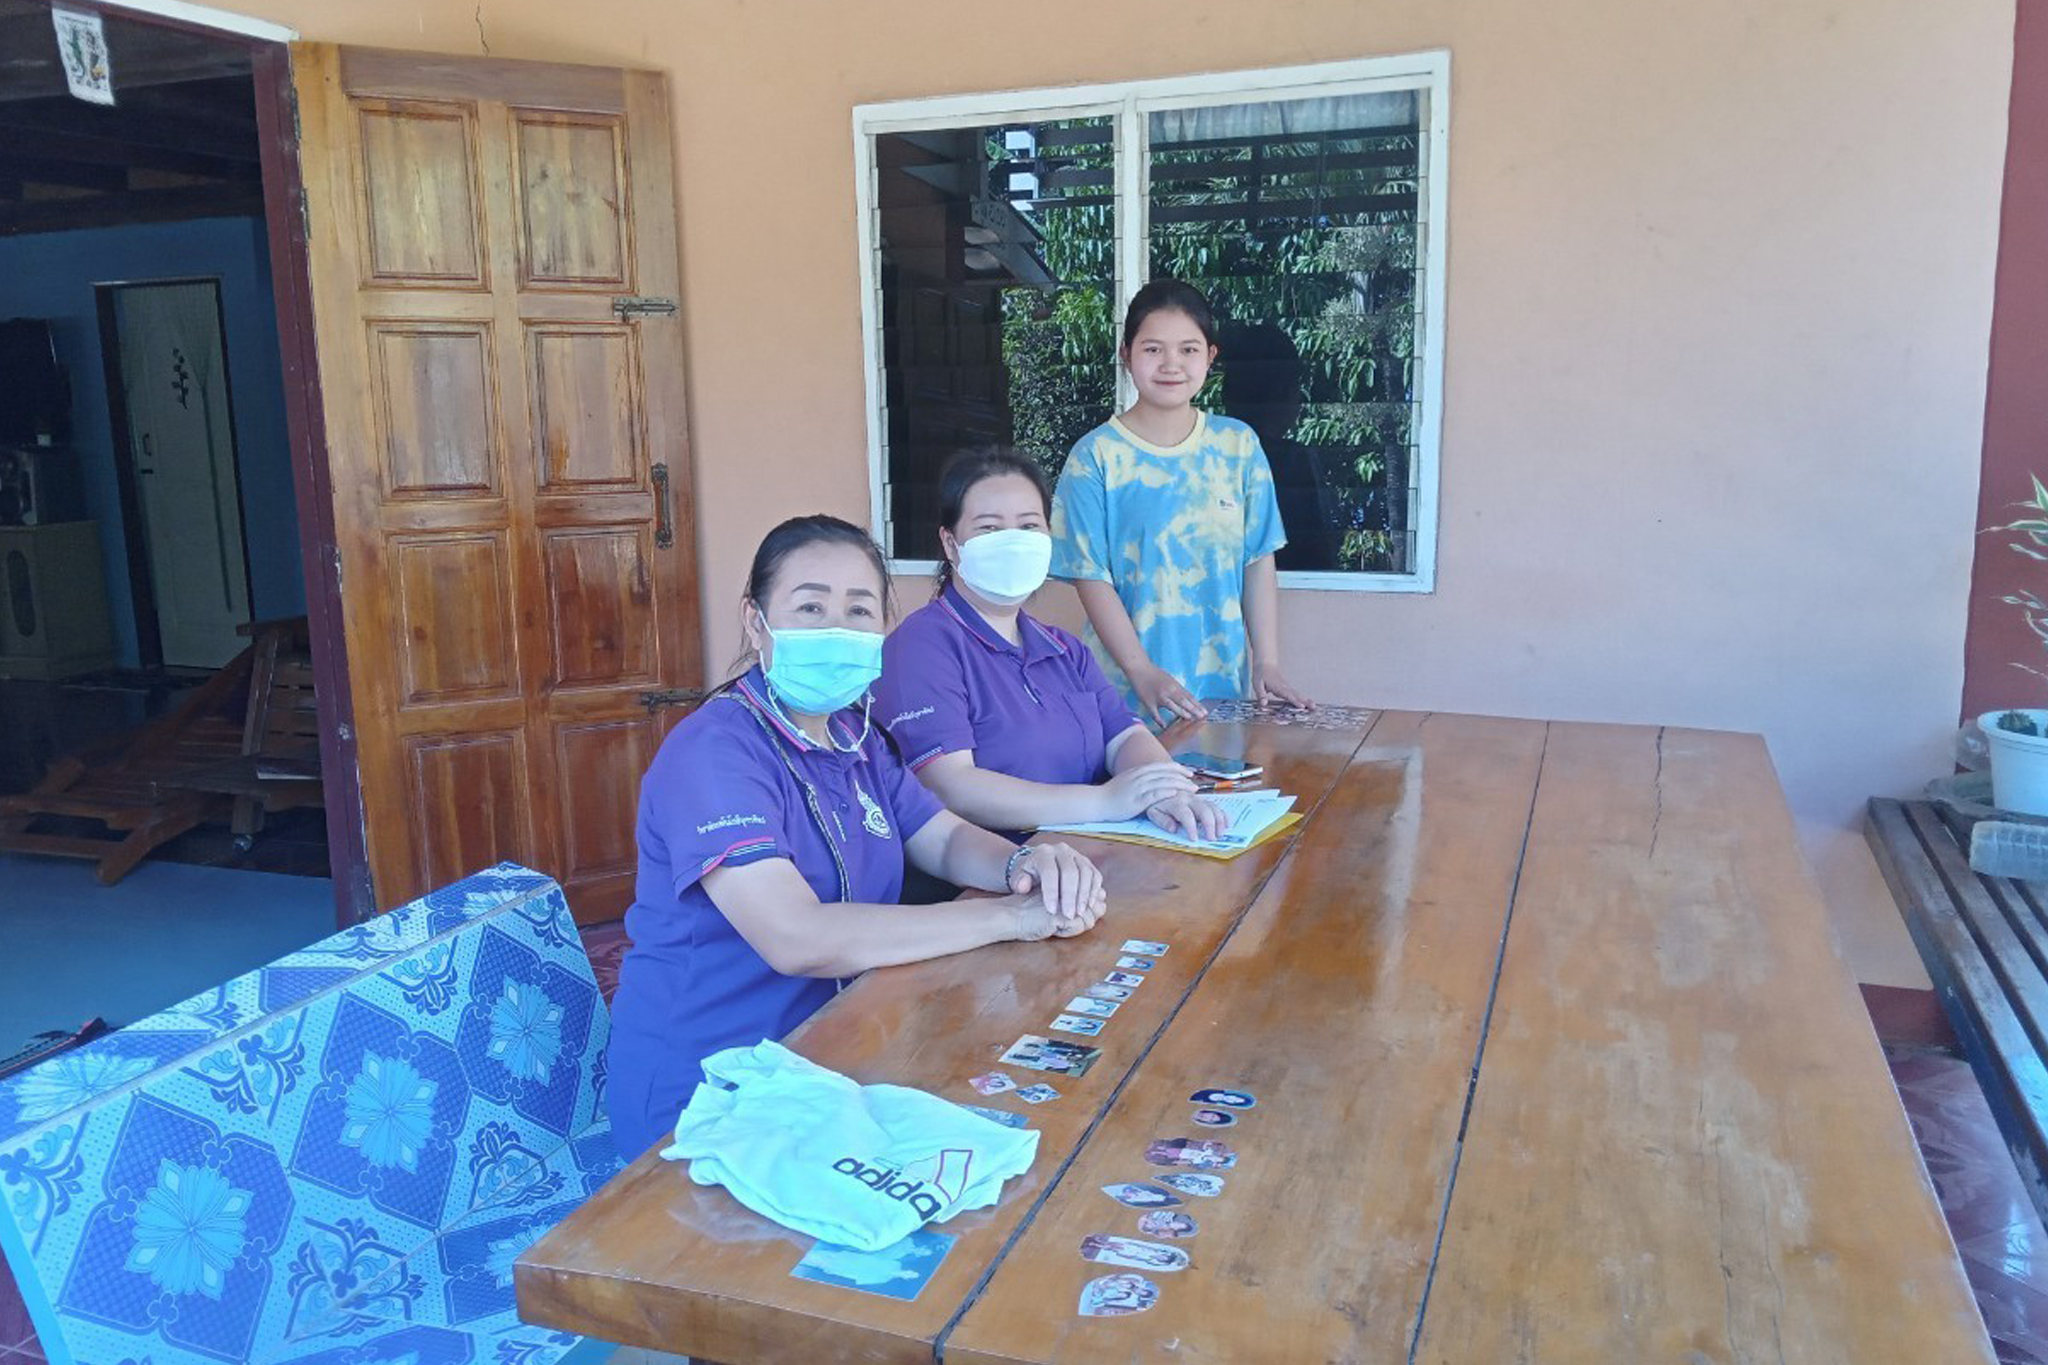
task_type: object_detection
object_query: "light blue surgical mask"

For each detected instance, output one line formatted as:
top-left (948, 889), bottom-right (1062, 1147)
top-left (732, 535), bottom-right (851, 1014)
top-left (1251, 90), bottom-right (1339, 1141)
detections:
top-left (761, 624), bottom-right (884, 719)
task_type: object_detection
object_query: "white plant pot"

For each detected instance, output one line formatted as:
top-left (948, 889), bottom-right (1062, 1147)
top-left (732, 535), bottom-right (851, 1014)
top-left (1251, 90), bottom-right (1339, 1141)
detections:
top-left (1978, 710), bottom-right (2048, 817)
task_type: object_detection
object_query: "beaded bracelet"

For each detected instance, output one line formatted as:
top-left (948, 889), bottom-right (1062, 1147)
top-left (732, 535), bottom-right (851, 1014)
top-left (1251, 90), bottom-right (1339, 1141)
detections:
top-left (1003, 844), bottom-right (1032, 893)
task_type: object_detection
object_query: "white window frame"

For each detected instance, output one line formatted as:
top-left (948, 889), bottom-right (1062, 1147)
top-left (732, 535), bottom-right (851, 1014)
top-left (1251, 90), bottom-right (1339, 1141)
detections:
top-left (853, 50), bottom-right (1450, 593)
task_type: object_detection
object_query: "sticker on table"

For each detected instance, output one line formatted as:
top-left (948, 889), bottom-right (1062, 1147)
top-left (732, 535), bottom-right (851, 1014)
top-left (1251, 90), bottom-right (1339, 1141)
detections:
top-left (1200, 698), bottom-right (1378, 731)
top-left (1115, 955), bottom-right (1156, 971)
top-left (1146, 1138), bottom-right (1237, 1170)
top-left (969, 1072), bottom-right (1017, 1096)
top-left (958, 1103), bottom-right (1029, 1129)
top-left (1001, 1034), bottom-right (1103, 1077)
top-left (1064, 996), bottom-right (1119, 1018)
top-left (1158, 1172), bottom-right (1225, 1197)
top-left (1191, 1107), bottom-right (1237, 1128)
top-left (1081, 1234), bottom-right (1190, 1272)
top-left (1102, 1182), bottom-right (1183, 1208)
top-left (789, 1229), bottom-right (955, 1301)
top-left (1015, 1083), bottom-right (1060, 1104)
top-left (1051, 1014), bottom-right (1104, 1037)
top-left (1189, 1087), bottom-right (1257, 1110)
top-left (1121, 939), bottom-right (1170, 956)
top-left (1103, 971), bottom-right (1147, 988)
top-left (1138, 1209), bottom-right (1199, 1239)
top-left (1084, 983), bottom-right (1132, 1001)
top-left (1079, 1272), bottom-right (1159, 1317)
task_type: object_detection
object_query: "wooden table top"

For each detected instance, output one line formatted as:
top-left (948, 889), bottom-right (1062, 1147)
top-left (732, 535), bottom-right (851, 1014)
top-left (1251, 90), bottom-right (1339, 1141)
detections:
top-left (518, 713), bottom-right (1994, 1364)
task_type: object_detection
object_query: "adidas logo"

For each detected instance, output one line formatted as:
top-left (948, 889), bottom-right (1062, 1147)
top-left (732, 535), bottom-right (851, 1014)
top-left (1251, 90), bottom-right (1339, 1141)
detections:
top-left (831, 1157), bottom-right (942, 1221)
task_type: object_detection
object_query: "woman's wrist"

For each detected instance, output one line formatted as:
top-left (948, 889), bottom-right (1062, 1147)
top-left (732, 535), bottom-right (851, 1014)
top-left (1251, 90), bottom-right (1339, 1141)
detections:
top-left (1003, 843), bottom-right (1031, 892)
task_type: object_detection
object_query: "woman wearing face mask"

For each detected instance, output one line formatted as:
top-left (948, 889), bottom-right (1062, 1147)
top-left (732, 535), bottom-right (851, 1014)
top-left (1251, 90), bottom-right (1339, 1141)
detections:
top-left (877, 450), bottom-right (1223, 842)
top-left (606, 514), bottom-right (1109, 1162)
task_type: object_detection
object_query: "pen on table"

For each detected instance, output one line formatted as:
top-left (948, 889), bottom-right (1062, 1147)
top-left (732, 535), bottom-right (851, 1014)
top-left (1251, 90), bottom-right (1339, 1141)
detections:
top-left (1198, 778), bottom-right (1265, 792)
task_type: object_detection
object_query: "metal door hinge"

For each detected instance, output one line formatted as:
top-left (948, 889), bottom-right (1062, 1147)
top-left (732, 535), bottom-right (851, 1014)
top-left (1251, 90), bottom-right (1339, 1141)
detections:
top-left (612, 295), bottom-right (678, 319)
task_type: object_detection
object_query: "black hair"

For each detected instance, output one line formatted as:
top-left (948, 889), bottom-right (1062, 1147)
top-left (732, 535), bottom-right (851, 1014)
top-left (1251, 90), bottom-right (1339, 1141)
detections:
top-left (727, 514), bottom-right (892, 677)
top-left (1121, 278), bottom-right (1221, 352)
top-left (933, 446), bottom-right (1052, 595)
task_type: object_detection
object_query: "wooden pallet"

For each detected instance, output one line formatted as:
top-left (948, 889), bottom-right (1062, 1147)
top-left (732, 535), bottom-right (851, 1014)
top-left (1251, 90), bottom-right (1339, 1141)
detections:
top-left (0, 647), bottom-right (257, 884)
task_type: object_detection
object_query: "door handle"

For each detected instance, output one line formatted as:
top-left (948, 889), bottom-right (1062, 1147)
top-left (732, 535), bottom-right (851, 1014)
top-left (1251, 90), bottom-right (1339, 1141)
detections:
top-left (639, 687), bottom-right (705, 713)
top-left (652, 461), bottom-right (674, 549)
top-left (139, 433), bottom-right (155, 474)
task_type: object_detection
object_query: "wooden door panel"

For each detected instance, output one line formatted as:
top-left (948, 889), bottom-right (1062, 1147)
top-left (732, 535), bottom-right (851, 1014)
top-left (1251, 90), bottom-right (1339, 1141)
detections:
top-left (355, 100), bottom-right (487, 285)
top-left (297, 45), bottom-right (702, 922)
top-left (514, 111), bottom-right (632, 289)
top-left (368, 322), bottom-right (501, 495)
top-left (541, 527), bottom-right (656, 690)
top-left (406, 730), bottom-right (534, 885)
top-left (529, 325), bottom-right (640, 488)
top-left (392, 534), bottom-right (520, 704)
top-left (554, 717), bottom-right (656, 887)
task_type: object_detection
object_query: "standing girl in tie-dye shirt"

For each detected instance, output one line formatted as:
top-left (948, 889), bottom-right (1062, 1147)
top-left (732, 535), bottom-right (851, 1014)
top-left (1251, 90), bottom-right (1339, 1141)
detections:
top-left (1050, 280), bottom-right (1315, 725)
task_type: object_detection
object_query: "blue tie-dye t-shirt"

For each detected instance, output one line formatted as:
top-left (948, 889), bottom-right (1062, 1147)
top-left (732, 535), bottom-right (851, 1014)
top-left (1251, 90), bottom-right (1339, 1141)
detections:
top-left (1049, 411), bottom-right (1286, 707)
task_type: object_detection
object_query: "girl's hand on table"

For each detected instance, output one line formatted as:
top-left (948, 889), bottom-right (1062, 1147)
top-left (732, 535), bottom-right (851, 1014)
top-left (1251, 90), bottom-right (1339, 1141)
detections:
top-left (1252, 661), bottom-right (1315, 710)
top-left (1133, 664), bottom-right (1207, 726)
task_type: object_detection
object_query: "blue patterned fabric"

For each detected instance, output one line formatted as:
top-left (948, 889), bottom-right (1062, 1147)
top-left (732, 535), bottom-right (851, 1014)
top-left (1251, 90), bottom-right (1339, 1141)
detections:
top-left (0, 864), bottom-right (617, 1365)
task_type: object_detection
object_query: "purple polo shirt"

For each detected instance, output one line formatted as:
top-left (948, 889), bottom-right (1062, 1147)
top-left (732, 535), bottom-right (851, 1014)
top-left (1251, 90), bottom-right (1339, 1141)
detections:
top-left (877, 582), bottom-right (1142, 808)
top-left (606, 667), bottom-right (944, 1161)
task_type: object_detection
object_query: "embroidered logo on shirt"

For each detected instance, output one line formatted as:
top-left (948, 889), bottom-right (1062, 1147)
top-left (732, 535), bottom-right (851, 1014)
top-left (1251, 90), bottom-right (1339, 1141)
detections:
top-left (889, 706), bottom-right (936, 726)
top-left (696, 813), bottom-right (768, 836)
top-left (1218, 497), bottom-right (1238, 510)
top-left (854, 780), bottom-right (891, 838)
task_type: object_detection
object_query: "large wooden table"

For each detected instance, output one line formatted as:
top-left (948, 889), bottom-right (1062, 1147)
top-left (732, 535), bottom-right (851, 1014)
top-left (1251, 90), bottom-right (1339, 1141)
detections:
top-left (518, 712), bottom-right (1995, 1363)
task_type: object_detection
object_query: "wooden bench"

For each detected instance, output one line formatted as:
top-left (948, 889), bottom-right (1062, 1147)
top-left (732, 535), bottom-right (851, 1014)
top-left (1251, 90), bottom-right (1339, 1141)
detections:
top-left (1867, 796), bottom-right (2048, 1223)
top-left (161, 617), bottom-right (325, 851)
top-left (0, 863), bottom-right (620, 1365)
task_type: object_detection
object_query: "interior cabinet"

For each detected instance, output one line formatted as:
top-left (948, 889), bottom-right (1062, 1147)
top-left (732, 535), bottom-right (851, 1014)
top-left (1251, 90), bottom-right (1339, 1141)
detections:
top-left (0, 521), bottom-right (117, 680)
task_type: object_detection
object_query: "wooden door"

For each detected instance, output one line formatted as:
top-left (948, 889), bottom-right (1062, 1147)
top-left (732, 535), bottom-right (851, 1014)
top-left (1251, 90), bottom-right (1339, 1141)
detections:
top-left (291, 45), bottom-right (702, 923)
top-left (112, 280), bottom-right (252, 668)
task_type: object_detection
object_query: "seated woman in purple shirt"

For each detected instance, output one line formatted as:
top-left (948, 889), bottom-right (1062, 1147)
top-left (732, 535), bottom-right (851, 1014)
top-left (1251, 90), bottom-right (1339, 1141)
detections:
top-left (876, 449), bottom-right (1222, 841)
top-left (607, 514), bottom-right (1108, 1161)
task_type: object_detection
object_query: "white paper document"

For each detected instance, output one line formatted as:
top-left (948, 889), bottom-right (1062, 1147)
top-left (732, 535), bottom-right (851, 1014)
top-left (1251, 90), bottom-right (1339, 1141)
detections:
top-left (1039, 790), bottom-right (1298, 852)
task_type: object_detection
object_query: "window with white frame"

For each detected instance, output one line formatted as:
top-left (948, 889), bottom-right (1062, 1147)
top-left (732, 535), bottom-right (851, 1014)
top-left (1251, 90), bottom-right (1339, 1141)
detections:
top-left (854, 53), bottom-right (1448, 590)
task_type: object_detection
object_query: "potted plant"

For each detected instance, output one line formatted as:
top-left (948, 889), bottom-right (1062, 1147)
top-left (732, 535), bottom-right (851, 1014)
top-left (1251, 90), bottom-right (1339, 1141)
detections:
top-left (1979, 476), bottom-right (2048, 816)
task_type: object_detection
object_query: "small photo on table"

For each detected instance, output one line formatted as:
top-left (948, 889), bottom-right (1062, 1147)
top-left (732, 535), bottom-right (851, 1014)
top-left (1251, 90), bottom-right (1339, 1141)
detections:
top-left (1001, 1035), bottom-right (1103, 1077)
top-left (1102, 1182), bottom-right (1182, 1208)
top-left (1121, 939), bottom-right (1170, 956)
top-left (969, 1072), bottom-right (1016, 1096)
top-left (957, 1102), bottom-right (1029, 1129)
top-left (1189, 1087), bottom-right (1257, 1110)
top-left (1138, 1209), bottom-right (1198, 1239)
top-left (1146, 1137), bottom-right (1237, 1170)
top-left (1104, 972), bottom-right (1146, 988)
top-left (1158, 1172), bottom-right (1225, 1197)
top-left (1051, 1014), bottom-right (1104, 1037)
top-left (1084, 983), bottom-right (1132, 1001)
top-left (1080, 1234), bottom-right (1189, 1272)
top-left (1064, 996), bottom-right (1119, 1018)
top-left (1116, 955), bottom-right (1156, 971)
top-left (789, 1229), bottom-right (956, 1301)
top-left (1079, 1271), bottom-right (1159, 1316)
top-left (1191, 1107), bottom-right (1237, 1128)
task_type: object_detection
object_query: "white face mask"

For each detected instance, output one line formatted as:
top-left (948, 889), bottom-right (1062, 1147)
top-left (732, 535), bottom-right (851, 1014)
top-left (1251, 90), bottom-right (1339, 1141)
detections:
top-left (953, 527), bottom-right (1052, 606)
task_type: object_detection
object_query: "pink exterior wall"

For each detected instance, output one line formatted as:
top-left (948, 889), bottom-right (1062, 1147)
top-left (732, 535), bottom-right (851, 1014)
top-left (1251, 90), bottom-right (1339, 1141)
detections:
top-left (226, 0), bottom-right (2018, 984)
top-left (1965, 0), bottom-right (2048, 723)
